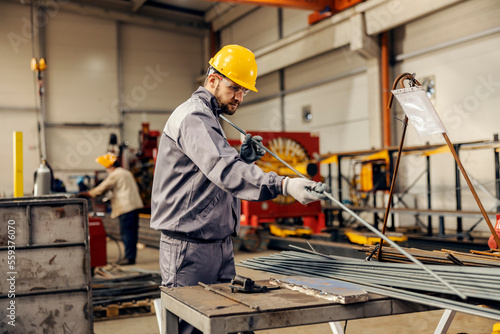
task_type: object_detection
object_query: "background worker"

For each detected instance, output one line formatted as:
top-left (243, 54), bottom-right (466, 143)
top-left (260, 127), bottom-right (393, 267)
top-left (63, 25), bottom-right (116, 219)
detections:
top-left (81, 153), bottom-right (144, 265)
top-left (150, 44), bottom-right (325, 334)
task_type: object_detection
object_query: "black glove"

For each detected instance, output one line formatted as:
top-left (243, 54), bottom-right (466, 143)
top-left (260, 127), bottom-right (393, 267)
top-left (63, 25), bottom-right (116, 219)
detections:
top-left (240, 134), bottom-right (266, 163)
top-left (282, 177), bottom-right (327, 205)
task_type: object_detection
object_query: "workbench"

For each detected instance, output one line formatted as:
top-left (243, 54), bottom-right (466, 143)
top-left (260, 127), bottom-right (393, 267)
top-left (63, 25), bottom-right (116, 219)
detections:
top-left (159, 280), bottom-right (435, 334)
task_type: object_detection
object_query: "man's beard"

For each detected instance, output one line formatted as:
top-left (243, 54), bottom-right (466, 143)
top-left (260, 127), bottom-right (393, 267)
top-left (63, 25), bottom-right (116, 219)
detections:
top-left (220, 102), bottom-right (236, 115)
top-left (215, 84), bottom-right (238, 115)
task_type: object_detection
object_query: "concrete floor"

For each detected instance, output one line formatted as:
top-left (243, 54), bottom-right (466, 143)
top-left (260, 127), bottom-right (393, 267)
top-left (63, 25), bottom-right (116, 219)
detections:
top-left (93, 240), bottom-right (498, 334)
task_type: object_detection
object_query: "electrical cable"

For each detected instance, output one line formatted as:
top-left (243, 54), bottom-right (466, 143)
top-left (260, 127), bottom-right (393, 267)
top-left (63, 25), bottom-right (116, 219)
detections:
top-left (30, 1), bottom-right (39, 115)
top-left (106, 233), bottom-right (124, 269)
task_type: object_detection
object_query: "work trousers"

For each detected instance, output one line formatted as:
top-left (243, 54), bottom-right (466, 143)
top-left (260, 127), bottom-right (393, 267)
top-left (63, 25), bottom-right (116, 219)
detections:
top-left (160, 232), bottom-right (235, 334)
top-left (118, 209), bottom-right (139, 263)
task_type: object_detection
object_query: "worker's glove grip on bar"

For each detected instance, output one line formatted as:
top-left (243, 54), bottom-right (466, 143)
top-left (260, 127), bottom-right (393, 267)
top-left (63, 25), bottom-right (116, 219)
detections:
top-left (282, 177), bottom-right (327, 205)
top-left (240, 134), bottom-right (266, 163)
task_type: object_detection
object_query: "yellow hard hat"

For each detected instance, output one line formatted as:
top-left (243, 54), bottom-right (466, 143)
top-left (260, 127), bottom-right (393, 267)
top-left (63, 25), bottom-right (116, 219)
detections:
top-left (209, 45), bottom-right (258, 92)
top-left (96, 153), bottom-right (117, 168)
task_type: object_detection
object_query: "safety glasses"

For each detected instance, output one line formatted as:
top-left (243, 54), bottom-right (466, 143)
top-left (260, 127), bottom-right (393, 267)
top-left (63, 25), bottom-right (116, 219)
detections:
top-left (214, 74), bottom-right (250, 96)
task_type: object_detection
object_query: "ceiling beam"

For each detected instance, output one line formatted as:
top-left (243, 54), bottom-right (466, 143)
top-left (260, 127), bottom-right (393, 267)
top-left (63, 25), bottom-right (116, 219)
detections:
top-left (51, 1), bottom-right (206, 36)
top-left (205, 3), bottom-right (257, 31)
top-left (52, 0), bottom-right (207, 29)
top-left (204, 0), bottom-right (331, 11)
top-left (131, 0), bottom-right (148, 12)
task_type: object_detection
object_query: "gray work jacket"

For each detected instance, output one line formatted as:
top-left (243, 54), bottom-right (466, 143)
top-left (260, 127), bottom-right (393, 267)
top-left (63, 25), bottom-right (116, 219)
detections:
top-left (150, 87), bottom-right (284, 240)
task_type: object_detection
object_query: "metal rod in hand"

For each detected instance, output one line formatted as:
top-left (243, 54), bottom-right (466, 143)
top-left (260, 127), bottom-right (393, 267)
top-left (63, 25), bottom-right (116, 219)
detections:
top-left (219, 115), bottom-right (308, 180)
top-left (220, 114), bottom-right (466, 300)
top-left (198, 282), bottom-right (259, 310)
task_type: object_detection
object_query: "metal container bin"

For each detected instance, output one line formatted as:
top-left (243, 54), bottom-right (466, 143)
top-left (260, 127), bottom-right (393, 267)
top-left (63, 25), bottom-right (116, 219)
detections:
top-left (0, 196), bottom-right (92, 333)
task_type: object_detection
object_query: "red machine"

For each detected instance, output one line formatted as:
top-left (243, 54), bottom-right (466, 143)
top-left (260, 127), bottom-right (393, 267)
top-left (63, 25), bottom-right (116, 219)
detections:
top-left (88, 216), bottom-right (107, 269)
top-left (129, 122), bottom-right (161, 209)
top-left (488, 214), bottom-right (500, 249)
top-left (240, 131), bottom-right (325, 233)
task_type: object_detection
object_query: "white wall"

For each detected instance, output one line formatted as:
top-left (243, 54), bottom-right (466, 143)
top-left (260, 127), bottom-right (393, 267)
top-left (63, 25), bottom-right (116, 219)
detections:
top-left (1, 3), bottom-right (44, 196)
top-left (120, 23), bottom-right (203, 149)
top-left (45, 11), bottom-right (119, 178)
top-left (0, 2), bottom-right (203, 195)
top-left (282, 8), bottom-right (311, 38)
top-left (220, 7), bottom-right (279, 51)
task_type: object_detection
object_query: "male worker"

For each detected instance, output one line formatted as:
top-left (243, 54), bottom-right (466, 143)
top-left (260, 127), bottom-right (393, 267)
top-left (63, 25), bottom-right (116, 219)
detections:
top-left (82, 153), bottom-right (144, 265)
top-left (150, 44), bottom-right (325, 333)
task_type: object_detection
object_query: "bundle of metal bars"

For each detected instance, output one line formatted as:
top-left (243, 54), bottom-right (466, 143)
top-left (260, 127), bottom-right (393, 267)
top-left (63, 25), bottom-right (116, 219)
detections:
top-left (92, 273), bottom-right (161, 306)
top-left (238, 247), bottom-right (500, 320)
top-left (357, 245), bottom-right (500, 267)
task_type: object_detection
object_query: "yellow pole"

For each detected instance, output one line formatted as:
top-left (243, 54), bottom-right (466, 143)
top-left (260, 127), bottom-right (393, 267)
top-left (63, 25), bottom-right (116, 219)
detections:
top-left (13, 132), bottom-right (23, 197)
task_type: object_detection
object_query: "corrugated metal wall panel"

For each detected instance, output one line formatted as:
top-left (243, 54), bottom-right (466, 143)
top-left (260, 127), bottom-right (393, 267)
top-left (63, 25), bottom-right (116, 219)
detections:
top-left (220, 7), bottom-right (279, 51)
top-left (395, 0), bottom-right (500, 57)
top-left (284, 49), bottom-right (366, 91)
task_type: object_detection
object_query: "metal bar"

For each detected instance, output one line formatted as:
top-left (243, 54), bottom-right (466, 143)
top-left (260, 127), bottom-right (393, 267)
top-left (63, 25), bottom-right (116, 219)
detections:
top-left (45, 122), bottom-right (121, 128)
top-left (1, 288), bottom-right (89, 299)
top-left (360, 282), bottom-right (500, 320)
top-left (245, 252), bottom-right (500, 287)
top-left (0, 242), bottom-right (86, 251)
top-left (427, 155), bottom-right (432, 236)
top-left (322, 192), bottom-right (466, 299)
top-left (434, 309), bottom-right (457, 334)
top-left (197, 282), bottom-right (259, 310)
top-left (238, 251), bottom-right (500, 319)
top-left (121, 109), bottom-right (173, 115)
top-left (327, 163), bottom-right (333, 210)
top-left (323, 204), bottom-right (497, 218)
top-left (494, 133), bottom-right (500, 212)
top-left (279, 69), bottom-right (285, 131)
top-left (454, 143), bottom-right (463, 236)
top-left (443, 133), bottom-right (500, 249)
top-left (37, 6), bottom-right (47, 162)
top-left (117, 21), bottom-right (124, 141)
top-left (13, 132), bottom-right (23, 197)
top-left (241, 255), bottom-right (500, 284)
top-left (337, 156), bottom-right (344, 226)
top-left (378, 116), bottom-right (408, 260)
top-left (221, 115), bottom-right (466, 299)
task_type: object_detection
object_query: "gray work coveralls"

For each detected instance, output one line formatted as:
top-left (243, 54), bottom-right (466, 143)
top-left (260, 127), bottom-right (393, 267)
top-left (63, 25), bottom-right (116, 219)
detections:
top-left (151, 86), bottom-right (284, 290)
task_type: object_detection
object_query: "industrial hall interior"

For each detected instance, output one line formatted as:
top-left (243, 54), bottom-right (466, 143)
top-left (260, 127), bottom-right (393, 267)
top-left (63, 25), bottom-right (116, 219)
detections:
top-left (2, 0), bottom-right (500, 333)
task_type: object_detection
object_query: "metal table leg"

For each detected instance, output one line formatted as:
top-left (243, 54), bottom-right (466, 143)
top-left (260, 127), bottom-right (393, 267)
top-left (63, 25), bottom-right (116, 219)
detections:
top-left (329, 321), bottom-right (344, 334)
top-left (434, 309), bottom-right (456, 334)
top-left (166, 309), bottom-right (179, 334)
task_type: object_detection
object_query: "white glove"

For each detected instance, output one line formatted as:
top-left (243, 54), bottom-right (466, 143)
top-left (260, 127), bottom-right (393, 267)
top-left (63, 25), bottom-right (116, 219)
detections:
top-left (240, 134), bottom-right (266, 163)
top-left (282, 177), bottom-right (327, 205)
